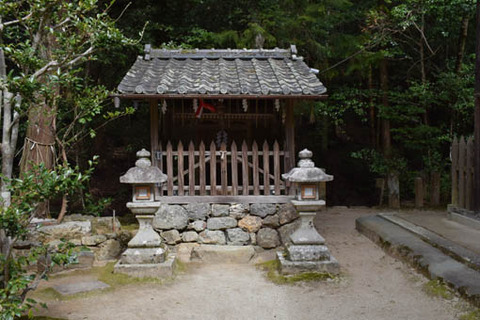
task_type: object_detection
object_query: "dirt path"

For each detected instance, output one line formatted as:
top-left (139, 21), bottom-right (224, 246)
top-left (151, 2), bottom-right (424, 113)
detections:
top-left (35, 208), bottom-right (470, 320)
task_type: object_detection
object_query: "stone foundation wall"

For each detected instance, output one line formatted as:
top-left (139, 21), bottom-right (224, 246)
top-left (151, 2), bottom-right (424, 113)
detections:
top-left (152, 203), bottom-right (300, 249)
top-left (20, 215), bottom-right (132, 269)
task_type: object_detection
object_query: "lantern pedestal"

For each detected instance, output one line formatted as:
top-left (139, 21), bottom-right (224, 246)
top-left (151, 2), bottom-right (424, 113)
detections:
top-left (277, 201), bottom-right (339, 275)
top-left (114, 205), bottom-right (176, 278)
top-left (114, 149), bottom-right (175, 279)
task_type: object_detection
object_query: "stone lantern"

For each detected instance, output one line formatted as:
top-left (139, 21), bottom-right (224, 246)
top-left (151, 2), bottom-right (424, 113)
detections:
top-left (114, 149), bottom-right (176, 278)
top-left (277, 149), bottom-right (339, 274)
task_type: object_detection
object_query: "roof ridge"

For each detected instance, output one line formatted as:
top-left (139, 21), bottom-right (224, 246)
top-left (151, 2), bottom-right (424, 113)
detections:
top-left (116, 45), bottom-right (327, 97)
top-left (144, 45), bottom-right (297, 60)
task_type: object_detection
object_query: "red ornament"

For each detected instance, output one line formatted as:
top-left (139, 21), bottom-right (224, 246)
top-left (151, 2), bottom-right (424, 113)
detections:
top-left (195, 99), bottom-right (216, 118)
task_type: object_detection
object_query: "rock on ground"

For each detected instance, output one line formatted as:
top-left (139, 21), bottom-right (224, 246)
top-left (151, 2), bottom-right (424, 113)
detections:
top-left (198, 230), bottom-right (226, 245)
top-left (229, 204), bottom-right (249, 219)
top-left (262, 214), bottom-right (280, 228)
top-left (91, 217), bottom-right (122, 234)
top-left (238, 215), bottom-right (262, 233)
top-left (82, 235), bottom-right (107, 246)
top-left (278, 203), bottom-right (299, 225)
top-left (153, 205), bottom-right (188, 230)
top-left (191, 245), bottom-right (255, 263)
top-left (39, 221), bottom-right (92, 242)
top-left (175, 243), bottom-right (200, 263)
top-left (226, 228), bottom-right (250, 245)
top-left (182, 231), bottom-right (199, 242)
top-left (206, 217), bottom-right (237, 230)
top-left (95, 239), bottom-right (121, 260)
top-left (211, 204), bottom-right (230, 217)
top-left (189, 220), bottom-right (207, 232)
top-left (250, 203), bottom-right (277, 218)
top-left (161, 230), bottom-right (182, 244)
top-left (278, 219), bottom-right (301, 245)
top-left (184, 203), bottom-right (210, 221)
top-left (256, 228), bottom-right (280, 248)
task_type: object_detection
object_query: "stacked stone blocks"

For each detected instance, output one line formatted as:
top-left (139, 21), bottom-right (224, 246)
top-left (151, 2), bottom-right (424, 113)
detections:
top-left (152, 202), bottom-right (299, 249)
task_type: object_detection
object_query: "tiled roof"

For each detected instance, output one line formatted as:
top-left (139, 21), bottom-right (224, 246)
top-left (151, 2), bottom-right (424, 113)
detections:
top-left (117, 45), bottom-right (327, 98)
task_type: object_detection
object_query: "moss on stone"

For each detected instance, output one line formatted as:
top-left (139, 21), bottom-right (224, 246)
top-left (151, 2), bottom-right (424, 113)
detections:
top-left (32, 287), bottom-right (63, 301)
top-left (19, 317), bottom-right (67, 320)
top-left (256, 259), bottom-right (337, 285)
top-left (459, 310), bottom-right (480, 320)
top-left (32, 262), bottom-right (166, 302)
top-left (422, 279), bottom-right (454, 300)
top-left (97, 262), bottom-right (166, 286)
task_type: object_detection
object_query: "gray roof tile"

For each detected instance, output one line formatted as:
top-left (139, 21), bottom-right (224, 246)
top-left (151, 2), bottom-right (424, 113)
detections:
top-left (117, 46), bottom-right (327, 97)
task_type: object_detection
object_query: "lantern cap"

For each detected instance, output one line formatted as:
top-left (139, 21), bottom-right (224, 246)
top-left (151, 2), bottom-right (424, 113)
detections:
top-left (120, 149), bottom-right (167, 184)
top-left (282, 149), bottom-right (333, 183)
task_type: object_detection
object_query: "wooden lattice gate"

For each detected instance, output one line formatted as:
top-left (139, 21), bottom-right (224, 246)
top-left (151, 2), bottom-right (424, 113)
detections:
top-left (154, 140), bottom-right (294, 203)
top-left (451, 136), bottom-right (474, 210)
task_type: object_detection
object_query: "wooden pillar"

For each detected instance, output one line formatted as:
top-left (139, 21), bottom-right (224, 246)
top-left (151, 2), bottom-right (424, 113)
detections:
top-left (150, 99), bottom-right (160, 199)
top-left (415, 177), bottom-right (424, 208)
top-left (285, 100), bottom-right (295, 195)
top-left (285, 100), bottom-right (295, 170)
top-left (149, 99), bottom-right (159, 162)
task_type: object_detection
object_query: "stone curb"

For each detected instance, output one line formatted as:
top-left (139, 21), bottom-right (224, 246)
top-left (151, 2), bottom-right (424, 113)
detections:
top-left (447, 210), bottom-right (480, 231)
top-left (356, 215), bottom-right (480, 307)
top-left (379, 213), bottom-right (480, 272)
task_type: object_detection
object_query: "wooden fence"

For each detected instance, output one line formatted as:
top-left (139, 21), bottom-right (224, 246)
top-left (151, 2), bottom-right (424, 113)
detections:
top-left (154, 140), bottom-right (291, 198)
top-left (451, 136), bottom-right (474, 210)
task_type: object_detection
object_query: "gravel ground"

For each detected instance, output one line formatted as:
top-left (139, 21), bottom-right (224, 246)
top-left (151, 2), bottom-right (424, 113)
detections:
top-left (34, 208), bottom-right (473, 320)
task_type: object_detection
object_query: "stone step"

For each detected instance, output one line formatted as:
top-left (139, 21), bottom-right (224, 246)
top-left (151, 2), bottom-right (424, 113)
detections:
top-left (379, 213), bottom-right (480, 272)
top-left (190, 245), bottom-right (256, 264)
top-left (356, 215), bottom-right (480, 306)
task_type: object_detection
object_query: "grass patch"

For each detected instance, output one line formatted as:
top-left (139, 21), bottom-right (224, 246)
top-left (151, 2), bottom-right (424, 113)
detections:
top-left (19, 317), bottom-right (67, 320)
top-left (118, 223), bottom-right (139, 232)
top-left (32, 287), bottom-right (63, 301)
top-left (422, 279), bottom-right (454, 300)
top-left (460, 310), bottom-right (480, 320)
top-left (32, 262), bottom-right (166, 302)
top-left (174, 259), bottom-right (188, 274)
top-left (118, 215), bottom-right (138, 231)
top-left (96, 262), bottom-right (164, 286)
top-left (256, 260), bottom-right (336, 285)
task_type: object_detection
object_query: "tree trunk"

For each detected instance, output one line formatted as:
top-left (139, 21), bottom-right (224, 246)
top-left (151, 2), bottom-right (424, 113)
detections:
top-left (0, 43), bottom-right (19, 285)
top-left (380, 58), bottom-right (400, 208)
top-left (456, 15), bottom-right (470, 74)
top-left (18, 12), bottom-right (59, 218)
top-left (368, 64), bottom-right (376, 148)
top-left (380, 59), bottom-right (391, 157)
top-left (0, 47), bottom-right (19, 208)
top-left (19, 101), bottom-right (56, 217)
top-left (419, 14), bottom-right (429, 126)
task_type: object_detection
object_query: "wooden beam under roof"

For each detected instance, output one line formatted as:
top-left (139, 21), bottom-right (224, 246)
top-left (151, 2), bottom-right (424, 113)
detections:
top-left (112, 93), bottom-right (328, 100)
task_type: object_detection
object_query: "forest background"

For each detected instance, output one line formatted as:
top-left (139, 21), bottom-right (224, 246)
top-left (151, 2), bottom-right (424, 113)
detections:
top-left (1, 1), bottom-right (476, 317)
top-left (5, 0), bottom-right (479, 214)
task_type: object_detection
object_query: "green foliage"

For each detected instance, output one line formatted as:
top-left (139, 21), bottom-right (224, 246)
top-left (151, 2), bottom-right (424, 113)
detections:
top-left (0, 161), bottom-right (97, 319)
top-left (1, 0), bottom-right (137, 155)
top-left (82, 194), bottom-right (112, 216)
top-left (2, 161), bottom-right (95, 238)
top-left (351, 149), bottom-right (407, 176)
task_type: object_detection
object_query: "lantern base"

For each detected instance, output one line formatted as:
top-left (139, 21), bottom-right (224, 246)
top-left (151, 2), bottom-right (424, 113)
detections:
top-left (127, 214), bottom-right (162, 248)
top-left (120, 247), bottom-right (166, 264)
top-left (114, 254), bottom-right (176, 279)
top-left (287, 245), bottom-right (332, 261)
top-left (277, 251), bottom-right (339, 275)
